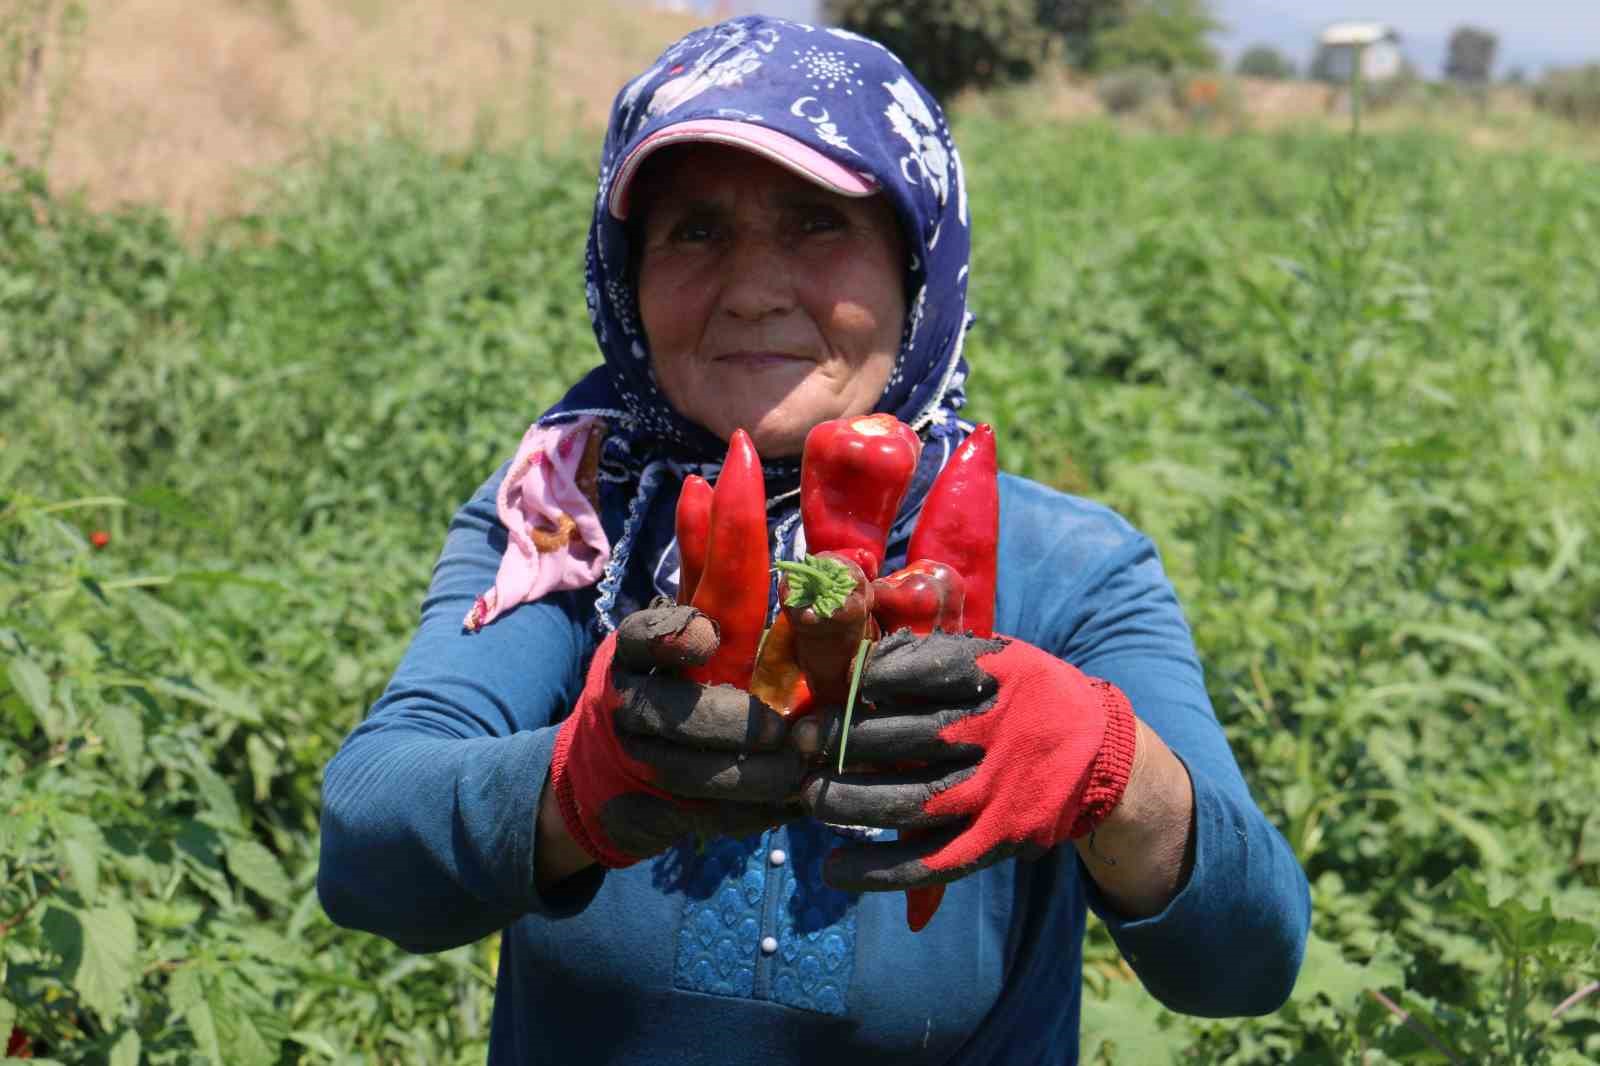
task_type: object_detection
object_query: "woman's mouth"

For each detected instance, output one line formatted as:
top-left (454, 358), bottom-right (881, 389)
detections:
top-left (714, 350), bottom-right (811, 370)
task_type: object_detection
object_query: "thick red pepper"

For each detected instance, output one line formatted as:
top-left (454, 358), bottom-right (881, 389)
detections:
top-left (674, 474), bottom-right (713, 604)
top-left (869, 559), bottom-right (968, 933)
top-left (871, 559), bottom-right (965, 637)
top-left (800, 414), bottom-right (923, 580)
top-left (775, 551), bottom-right (878, 707)
top-left (684, 430), bottom-right (769, 688)
top-left (908, 424), bottom-right (999, 638)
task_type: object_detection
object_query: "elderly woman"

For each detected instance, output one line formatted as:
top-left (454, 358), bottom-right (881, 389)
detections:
top-left (318, 15), bottom-right (1309, 1064)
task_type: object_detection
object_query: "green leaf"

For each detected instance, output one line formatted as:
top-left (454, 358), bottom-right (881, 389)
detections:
top-left (188, 757), bottom-right (243, 830)
top-left (128, 484), bottom-right (214, 530)
top-left (1292, 932), bottom-right (1402, 1008)
top-left (108, 1028), bottom-right (141, 1066)
top-left (288, 1029), bottom-right (343, 1059)
top-left (246, 734), bottom-right (276, 803)
top-left (0, 997), bottom-right (14, 1036)
top-left (8, 657), bottom-right (52, 723)
top-left (226, 838), bottom-right (292, 905)
top-left (41, 905), bottom-right (138, 1022)
top-left (209, 975), bottom-right (274, 1066)
top-left (97, 702), bottom-right (144, 783)
top-left (775, 554), bottom-right (859, 618)
top-left (61, 820), bottom-right (104, 905)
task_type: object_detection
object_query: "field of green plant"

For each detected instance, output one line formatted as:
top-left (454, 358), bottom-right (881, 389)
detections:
top-left (3, 115), bottom-right (1598, 1063)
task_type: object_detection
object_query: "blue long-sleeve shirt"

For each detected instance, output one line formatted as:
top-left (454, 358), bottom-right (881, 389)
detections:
top-left (319, 468), bottom-right (1310, 1065)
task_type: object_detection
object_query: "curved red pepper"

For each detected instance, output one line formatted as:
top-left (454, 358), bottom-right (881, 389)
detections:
top-left (908, 424), bottom-right (999, 638)
top-left (674, 474), bottom-right (713, 604)
top-left (684, 430), bottom-right (769, 688)
top-left (800, 414), bottom-right (923, 580)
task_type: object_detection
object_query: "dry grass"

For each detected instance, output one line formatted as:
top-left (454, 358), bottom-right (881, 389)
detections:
top-left (9, 0), bottom-right (699, 227)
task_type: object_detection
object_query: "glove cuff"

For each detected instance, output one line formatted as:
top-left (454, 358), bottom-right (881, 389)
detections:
top-left (550, 714), bottom-right (639, 870)
top-left (1067, 678), bottom-right (1138, 839)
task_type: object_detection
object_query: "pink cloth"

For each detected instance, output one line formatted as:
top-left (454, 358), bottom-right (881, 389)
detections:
top-left (464, 418), bottom-right (610, 632)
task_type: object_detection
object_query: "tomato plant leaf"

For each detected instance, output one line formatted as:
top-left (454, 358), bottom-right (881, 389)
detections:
top-left (225, 838), bottom-right (292, 905)
top-left (108, 1028), bottom-right (141, 1066)
top-left (7, 657), bottom-right (51, 724)
top-left (42, 904), bottom-right (138, 1022)
top-left (96, 701), bottom-right (144, 783)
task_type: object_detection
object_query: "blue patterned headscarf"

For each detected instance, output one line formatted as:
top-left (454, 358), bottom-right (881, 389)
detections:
top-left (538, 15), bottom-right (976, 632)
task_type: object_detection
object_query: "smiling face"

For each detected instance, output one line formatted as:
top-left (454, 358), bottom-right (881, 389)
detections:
top-left (634, 144), bottom-right (907, 458)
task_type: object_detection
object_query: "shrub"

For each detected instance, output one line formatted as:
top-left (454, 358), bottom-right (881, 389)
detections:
top-left (822, 0), bottom-right (1046, 100)
top-left (1095, 66), bottom-right (1169, 113)
top-left (1089, 0), bottom-right (1219, 73)
top-left (1533, 63), bottom-right (1600, 125)
top-left (1235, 43), bottom-right (1295, 80)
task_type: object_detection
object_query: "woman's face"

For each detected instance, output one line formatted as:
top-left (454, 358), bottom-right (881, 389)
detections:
top-left (635, 144), bottom-right (906, 458)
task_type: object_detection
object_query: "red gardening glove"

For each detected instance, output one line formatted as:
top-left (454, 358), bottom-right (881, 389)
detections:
top-left (550, 602), bottom-right (806, 868)
top-left (798, 629), bottom-right (1138, 890)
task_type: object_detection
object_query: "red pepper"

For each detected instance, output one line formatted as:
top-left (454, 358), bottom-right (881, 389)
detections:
top-left (800, 414), bottom-right (923, 580)
top-left (775, 551), bottom-right (878, 707)
top-left (869, 559), bottom-right (968, 933)
top-left (748, 612), bottom-right (814, 718)
top-left (89, 530), bottom-right (110, 550)
top-left (684, 430), bottom-right (770, 688)
top-left (674, 474), bottom-right (713, 604)
top-left (6, 1025), bottom-right (33, 1058)
top-left (871, 559), bottom-right (965, 637)
top-left (908, 424), bottom-right (999, 638)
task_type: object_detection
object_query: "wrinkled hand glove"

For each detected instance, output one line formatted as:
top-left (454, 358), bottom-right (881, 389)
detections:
top-left (800, 629), bottom-right (1138, 891)
top-left (551, 602), bottom-right (806, 868)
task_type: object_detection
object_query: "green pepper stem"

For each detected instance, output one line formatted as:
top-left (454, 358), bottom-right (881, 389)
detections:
top-left (773, 558), bottom-right (833, 583)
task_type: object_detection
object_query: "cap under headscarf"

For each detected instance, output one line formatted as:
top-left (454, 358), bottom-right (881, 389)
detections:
top-left (471, 15), bottom-right (977, 634)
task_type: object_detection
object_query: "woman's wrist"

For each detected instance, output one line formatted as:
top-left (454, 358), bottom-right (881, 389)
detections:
top-left (1072, 718), bottom-right (1197, 919)
top-left (536, 776), bottom-right (599, 893)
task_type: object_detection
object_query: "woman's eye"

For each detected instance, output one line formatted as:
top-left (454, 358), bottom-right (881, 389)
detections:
top-left (799, 208), bottom-right (847, 235)
top-left (667, 217), bottom-right (719, 243)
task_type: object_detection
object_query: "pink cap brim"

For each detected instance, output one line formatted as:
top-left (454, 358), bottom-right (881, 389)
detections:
top-left (608, 119), bottom-right (879, 220)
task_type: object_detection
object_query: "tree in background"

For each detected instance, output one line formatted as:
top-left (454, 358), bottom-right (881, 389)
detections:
top-left (823, 0), bottom-right (1047, 100)
top-left (1235, 43), bottom-right (1295, 80)
top-left (1444, 25), bottom-right (1498, 85)
top-left (1035, 0), bottom-right (1131, 68)
top-left (1090, 0), bottom-right (1220, 73)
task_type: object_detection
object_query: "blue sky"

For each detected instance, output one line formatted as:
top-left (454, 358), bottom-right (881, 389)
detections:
top-left (1212, 0), bottom-right (1600, 77)
top-left (721, 1), bottom-right (1600, 78)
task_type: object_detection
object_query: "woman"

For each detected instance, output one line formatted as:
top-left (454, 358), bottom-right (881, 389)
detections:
top-left (318, 15), bottom-right (1310, 1064)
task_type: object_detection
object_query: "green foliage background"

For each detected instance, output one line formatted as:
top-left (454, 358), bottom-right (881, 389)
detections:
top-left (3, 117), bottom-right (1599, 1062)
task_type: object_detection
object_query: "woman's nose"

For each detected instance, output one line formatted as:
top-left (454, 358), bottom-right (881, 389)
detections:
top-left (716, 233), bottom-right (796, 321)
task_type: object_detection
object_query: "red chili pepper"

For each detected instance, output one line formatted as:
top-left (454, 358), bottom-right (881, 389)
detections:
top-left (908, 424), bottom-right (999, 638)
top-left (6, 1025), bottom-right (33, 1058)
top-left (869, 559), bottom-right (968, 933)
top-left (674, 474), bottom-right (713, 604)
top-left (800, 414), bottom-right (923, 580)
top-left (89, 530), bottom-right (110, 550)
top-left (683, 431), bottom-right (770, 688)
top-left (870, 559), bottom-right (965, 638)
